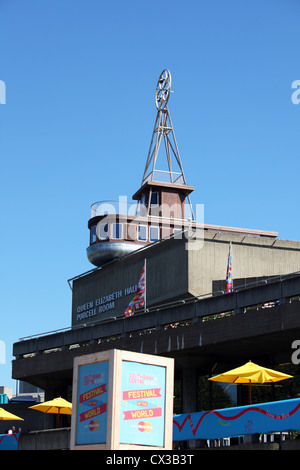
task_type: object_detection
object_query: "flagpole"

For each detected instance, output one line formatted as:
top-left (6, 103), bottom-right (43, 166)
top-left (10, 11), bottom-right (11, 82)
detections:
top-left (144, 258), bottom-right (147, 312)
top-left (225, 241), bottom-right (232, 294)
top-left (124, 259), bottom-right (147, 317)
top-left (231, 242), bottom-right (233, 292)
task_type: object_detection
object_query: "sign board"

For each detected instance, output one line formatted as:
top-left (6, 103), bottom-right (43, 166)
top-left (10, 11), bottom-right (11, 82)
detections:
top-left (70, 239), bottom-right (190, 328)
top-left (70, 349), bottom-right (174, 450)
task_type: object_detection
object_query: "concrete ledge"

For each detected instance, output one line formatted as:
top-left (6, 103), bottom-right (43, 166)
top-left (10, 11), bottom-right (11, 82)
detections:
top-left (17, 427), bottom-right (300, 450)
top-left (18, 428), bottom-right (70, 450)
top-left (13, 275), bottom-right (300, 358)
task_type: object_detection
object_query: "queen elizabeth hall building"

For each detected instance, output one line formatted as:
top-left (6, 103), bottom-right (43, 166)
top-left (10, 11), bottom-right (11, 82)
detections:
top-left (12, 71), bottom-right (300, 415)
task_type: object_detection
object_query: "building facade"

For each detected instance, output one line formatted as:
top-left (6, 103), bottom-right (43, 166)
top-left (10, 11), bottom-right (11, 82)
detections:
top-left (12, 70), bottom-right (300, 415)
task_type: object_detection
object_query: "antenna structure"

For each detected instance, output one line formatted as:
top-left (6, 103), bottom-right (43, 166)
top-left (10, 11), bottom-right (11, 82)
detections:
top-left (141, 69), bottom-right (194, 219)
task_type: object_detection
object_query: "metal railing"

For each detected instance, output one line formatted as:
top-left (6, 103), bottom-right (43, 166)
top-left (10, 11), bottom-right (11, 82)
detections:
top-left (143, 170), bottom-right (185, 185)
top-left (90, 199), bottom-right (195, 221)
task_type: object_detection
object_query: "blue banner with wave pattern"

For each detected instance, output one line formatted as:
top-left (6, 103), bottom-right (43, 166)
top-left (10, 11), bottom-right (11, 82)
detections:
top-left (173, 398), bottom-right (300, 440)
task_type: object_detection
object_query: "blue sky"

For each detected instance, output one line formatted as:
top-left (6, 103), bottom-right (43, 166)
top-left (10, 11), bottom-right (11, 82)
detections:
top-left (0, 0), bottom-right (299, 392)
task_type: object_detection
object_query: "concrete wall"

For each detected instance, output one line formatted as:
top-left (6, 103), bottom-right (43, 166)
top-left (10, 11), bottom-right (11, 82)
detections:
top-left (16, 427), bottom-right (300, 450)
top-left (188, 232), bottom-right (300, 297)
top-left (71, 231), bottom-right (300, 328)
top-left (12, 275), bottom-right (300, 400)
top-left (18, 427), bottom-right (70, 450)
top-left (72, 236), bottom-right (188, 328)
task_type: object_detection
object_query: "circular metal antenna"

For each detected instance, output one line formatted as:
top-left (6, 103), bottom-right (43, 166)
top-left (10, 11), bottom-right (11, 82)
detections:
top-left (155, 69), bottom-right (171, 110)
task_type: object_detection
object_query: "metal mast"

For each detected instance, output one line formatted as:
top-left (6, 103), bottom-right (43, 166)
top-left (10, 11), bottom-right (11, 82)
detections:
top-left (141, 69), bottom-right (194, 219)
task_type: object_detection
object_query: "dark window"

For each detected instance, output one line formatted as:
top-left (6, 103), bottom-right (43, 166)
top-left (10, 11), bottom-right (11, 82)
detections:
top-left (90, 225), bottom-right (97, 243)
top-left (112, 223), bottom-right (122, 239)
top-left (150, 191), bottom-right (159, 206)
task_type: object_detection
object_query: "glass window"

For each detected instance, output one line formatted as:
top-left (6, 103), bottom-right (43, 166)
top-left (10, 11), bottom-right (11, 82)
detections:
top-left (150, 191), bottom-right (159, 206)
top-left (112, 223), bottom-right (123, 239)
top-left (149, 226), bottom-right (159, 242)
top-left (90, 225), bottom-right (97, 244)
top-left (138, 225), bottom-right (147, 241)
top-left (97, 223), bottom-right (109, 240)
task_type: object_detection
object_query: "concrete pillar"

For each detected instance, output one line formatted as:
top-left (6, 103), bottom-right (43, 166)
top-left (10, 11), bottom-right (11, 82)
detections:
top-left (182, 367), bottom-right (198, 413)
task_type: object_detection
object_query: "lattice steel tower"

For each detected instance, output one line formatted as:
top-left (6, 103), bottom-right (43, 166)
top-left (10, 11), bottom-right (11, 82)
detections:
top-left (133, 69), bottom-right (194, 219)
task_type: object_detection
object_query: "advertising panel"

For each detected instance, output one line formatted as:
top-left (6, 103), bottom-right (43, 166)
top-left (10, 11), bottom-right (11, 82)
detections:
top-left (120, 360), bottom-right (166, 447)
top-left (71, 349), bottom-right (174, 450)
top-left (75, 360), bottom-right (109, 445)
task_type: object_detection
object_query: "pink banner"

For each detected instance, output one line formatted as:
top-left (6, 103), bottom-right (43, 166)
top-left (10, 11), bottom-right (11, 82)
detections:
top-left (79, 383), bottom-right (107, 404)
top-left (123, 406), bottom-right (162, 420)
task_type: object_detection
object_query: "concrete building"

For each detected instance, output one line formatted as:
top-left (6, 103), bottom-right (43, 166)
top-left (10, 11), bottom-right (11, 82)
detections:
top-left (71, 231), bottom-right (300, 329)
top-left (11, 70), bottom-right (300, 418)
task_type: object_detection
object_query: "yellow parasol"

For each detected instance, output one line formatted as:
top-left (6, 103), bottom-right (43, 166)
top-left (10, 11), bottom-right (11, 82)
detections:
top-left (29, 397), bottom-right (72, 426)
top-left (208, 360), bottom-right (293, 404)
top-left (0, 407), bottom-right (24, 421)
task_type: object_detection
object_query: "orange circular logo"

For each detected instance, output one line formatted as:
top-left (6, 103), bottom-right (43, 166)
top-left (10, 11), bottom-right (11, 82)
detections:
top-left (145, 421), bottom-right (152, 432)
